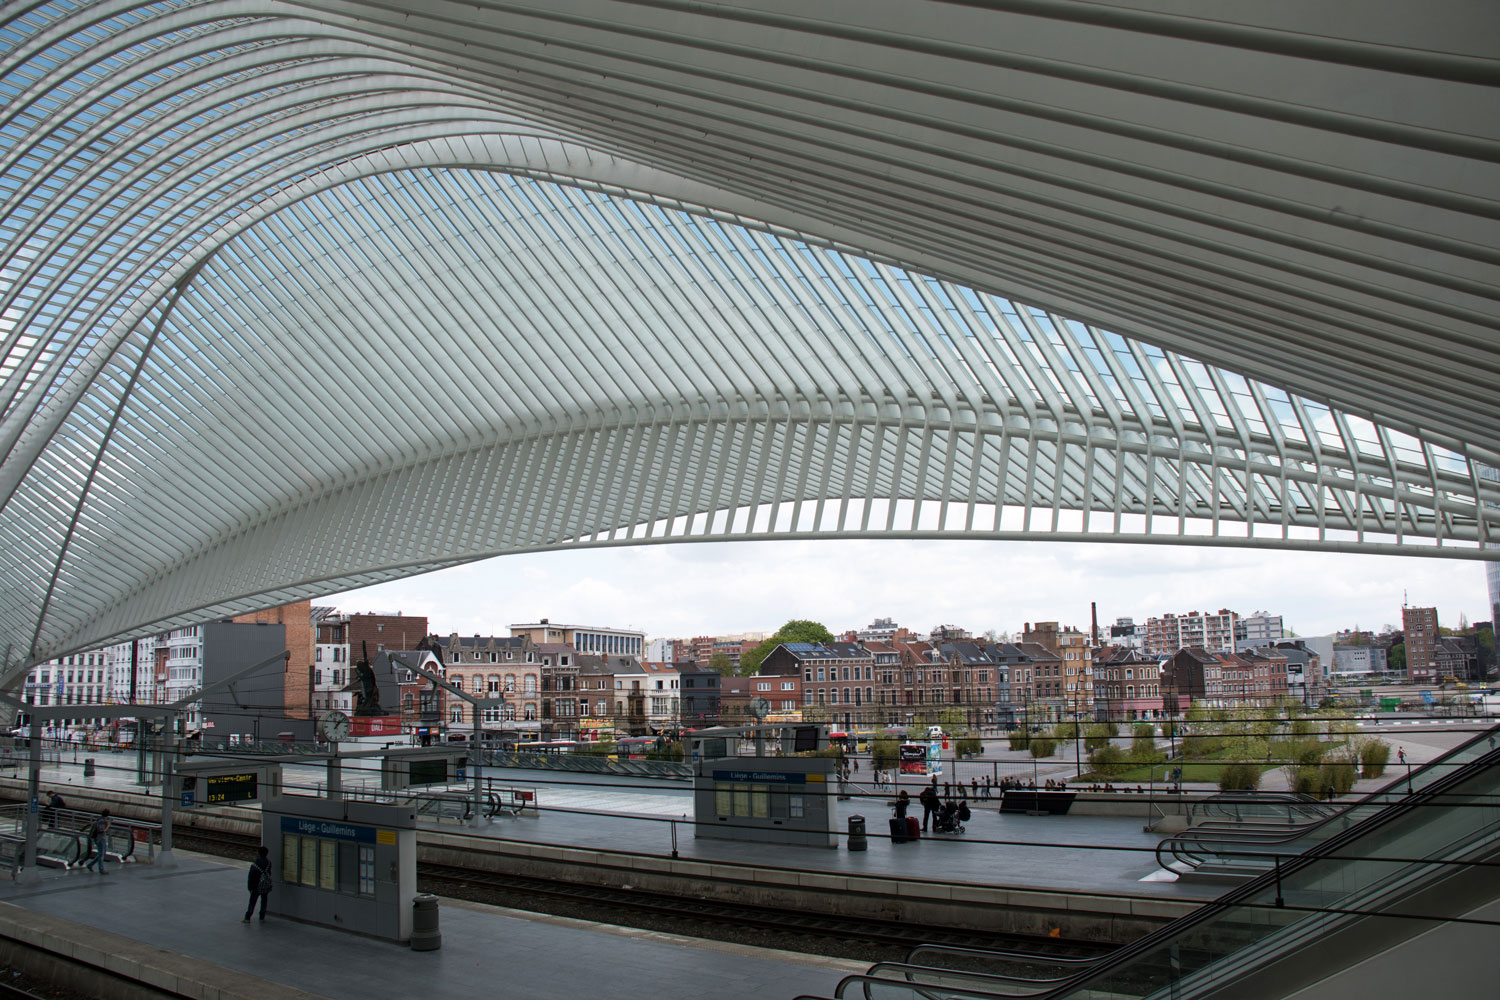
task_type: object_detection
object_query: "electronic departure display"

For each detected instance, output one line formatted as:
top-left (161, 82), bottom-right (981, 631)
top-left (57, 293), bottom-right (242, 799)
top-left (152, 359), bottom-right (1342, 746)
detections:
top-left (205, 772), bottom-right (258, 804)
top-left (407, 758), bottom-right (449, 787)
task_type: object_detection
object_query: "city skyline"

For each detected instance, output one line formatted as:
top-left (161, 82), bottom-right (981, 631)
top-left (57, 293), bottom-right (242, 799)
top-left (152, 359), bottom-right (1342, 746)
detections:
top-left (330, 539), bottom-right (1495, 644)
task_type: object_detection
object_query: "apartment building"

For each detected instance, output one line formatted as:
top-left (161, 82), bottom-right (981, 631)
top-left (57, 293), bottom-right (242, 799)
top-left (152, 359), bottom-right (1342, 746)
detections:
top-left (1091, 646), bottom-right (1165, 721)
top-left (511, 619), bottom-right (644, 658)
top-left (1146, 609), bottom-right (1240, 655)
top-left (1235, 610), bottom-right (1285, 650)
top-left (432, 634), bottom-right (541, 736)
top-left (1402, 606), bottom-right (1440, 683)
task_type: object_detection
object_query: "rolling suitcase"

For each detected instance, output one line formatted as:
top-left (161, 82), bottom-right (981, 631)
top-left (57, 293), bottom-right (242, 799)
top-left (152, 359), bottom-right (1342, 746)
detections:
top-left (906, 816), bottom-right (921, 840)
top-left (889, 817), bottom-right (907, 843)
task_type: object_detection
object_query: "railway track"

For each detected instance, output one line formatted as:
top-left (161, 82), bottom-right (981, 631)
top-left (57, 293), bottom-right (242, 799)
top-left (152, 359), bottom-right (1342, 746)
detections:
top-left (171, 827), bottom-right (1113, 964)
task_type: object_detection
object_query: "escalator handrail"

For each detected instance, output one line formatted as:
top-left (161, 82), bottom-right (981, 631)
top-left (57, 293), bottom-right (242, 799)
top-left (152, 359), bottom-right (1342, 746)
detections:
top-left (864, 959), bottom-right (1075, 989)
top-left (904, 944), bottom-right (1106, 970)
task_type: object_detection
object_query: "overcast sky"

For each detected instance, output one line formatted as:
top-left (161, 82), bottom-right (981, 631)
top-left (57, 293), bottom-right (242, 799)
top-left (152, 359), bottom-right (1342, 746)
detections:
top-left (328, 539), bottom-right (1495, 642)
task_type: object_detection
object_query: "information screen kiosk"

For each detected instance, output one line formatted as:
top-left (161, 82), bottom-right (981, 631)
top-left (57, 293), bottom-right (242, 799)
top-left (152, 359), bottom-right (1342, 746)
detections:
top-left (692, 755), bottom-right (837, 847)
top-left (261, 797), bottom-right (418, 942)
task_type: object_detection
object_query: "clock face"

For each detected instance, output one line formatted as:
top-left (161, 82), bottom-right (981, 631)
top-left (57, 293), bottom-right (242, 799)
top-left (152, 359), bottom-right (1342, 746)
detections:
top-left (319, 711), bottom-right (351, 741)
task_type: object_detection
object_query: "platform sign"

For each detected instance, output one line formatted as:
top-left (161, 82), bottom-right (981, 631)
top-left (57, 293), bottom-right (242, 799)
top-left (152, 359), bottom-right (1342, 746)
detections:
top-left (205, 771), bottom-right (258, 804)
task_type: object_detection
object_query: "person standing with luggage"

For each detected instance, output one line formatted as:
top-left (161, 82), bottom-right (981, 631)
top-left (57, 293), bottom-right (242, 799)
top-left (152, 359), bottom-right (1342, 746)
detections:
top-left (82, 809), bottom-right (110, 873)
top-left (919, 778), bottom-right (940, 832)
top-left (243, 846), bottom-right (273, 922)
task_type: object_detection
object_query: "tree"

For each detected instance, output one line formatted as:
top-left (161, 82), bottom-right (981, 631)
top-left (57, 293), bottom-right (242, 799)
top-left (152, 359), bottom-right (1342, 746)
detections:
top-left (707, 651), bottom-right (733, 676)
top-left (739, 619), bottom-right (835, 674)
top-left (1386, 642), bottom-right (1406, 673)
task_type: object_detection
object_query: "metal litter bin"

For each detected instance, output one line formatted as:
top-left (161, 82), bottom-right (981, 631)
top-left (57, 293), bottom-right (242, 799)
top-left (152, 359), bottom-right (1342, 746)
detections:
top-left (847, 814), bottom-right (868, 851)
top-left (411, 893), bottom-right (441, 950)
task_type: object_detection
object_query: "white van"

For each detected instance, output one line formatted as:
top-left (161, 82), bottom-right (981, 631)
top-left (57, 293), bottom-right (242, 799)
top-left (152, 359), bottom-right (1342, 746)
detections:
top-left (927, 726), bottom-right (945, 740)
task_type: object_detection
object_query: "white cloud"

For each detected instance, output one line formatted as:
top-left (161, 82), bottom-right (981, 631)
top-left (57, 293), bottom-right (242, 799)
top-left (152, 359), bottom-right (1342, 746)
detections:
top-left (328, 539), bottom-right (1495, 640)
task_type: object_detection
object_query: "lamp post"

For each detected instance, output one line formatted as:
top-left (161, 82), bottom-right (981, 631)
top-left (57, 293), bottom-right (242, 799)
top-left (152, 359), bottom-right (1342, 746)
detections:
top-left (1073, 707), bottom-right (1083, 781)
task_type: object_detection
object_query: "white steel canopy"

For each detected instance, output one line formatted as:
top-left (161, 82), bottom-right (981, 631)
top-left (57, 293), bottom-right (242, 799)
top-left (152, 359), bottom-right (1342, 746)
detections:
top-left (0, 2), bottom-right (1497, 671)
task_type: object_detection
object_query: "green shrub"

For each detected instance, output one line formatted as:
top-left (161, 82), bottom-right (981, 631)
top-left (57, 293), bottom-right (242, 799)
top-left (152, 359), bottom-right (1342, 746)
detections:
top-left (647, 740), bottom-right (684, 761)
top-left (1318, 753), bottom-right (1359, 797)
top-left (1007, 730), bottom-right (1029, 751)
top-left (1219, 762), bottom-right (1262, 792)
top-left (955, 736), bottom-right (983, 758)
top-left (1030, 738), bottom-right (1057, 759)
top-left (1084, 723), bottom-right (1115, 752)
top-left (1160, 719), bottom-right (1180, 741)
top-left (1087, 743), bottom-right (1129, 777)
top-left (1129, 736), bottom-right (1166, 768)
top-left (1290, 740), bottom-right (1326, 766)
top-left (1182, 732), bottom-right (1222, 759)
top-left (1132, 723), bottom-right (1155, 741)
top-left (871, 736), bottom-right (899, 773)
top-left (1358, 739), bottom-right (1390, 778)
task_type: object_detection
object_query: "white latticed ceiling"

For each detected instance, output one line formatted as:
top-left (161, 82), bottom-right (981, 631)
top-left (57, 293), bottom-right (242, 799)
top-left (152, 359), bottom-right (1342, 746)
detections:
top-left (1, 2), bottom-right (1497, 672)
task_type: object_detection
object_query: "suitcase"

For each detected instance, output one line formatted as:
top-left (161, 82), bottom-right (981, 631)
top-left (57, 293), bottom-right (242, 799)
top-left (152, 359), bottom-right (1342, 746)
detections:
top-left (906, 816), bottom-right (921, 840)
top-left (889, 817), bottom-right (907, 843)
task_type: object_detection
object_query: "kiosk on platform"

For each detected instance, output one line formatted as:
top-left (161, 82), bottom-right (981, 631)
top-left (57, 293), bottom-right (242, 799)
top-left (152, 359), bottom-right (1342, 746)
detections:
top-left (261, 796), bottom-right (418, 942)
top-left (688, 725), bottom-right (837, 848)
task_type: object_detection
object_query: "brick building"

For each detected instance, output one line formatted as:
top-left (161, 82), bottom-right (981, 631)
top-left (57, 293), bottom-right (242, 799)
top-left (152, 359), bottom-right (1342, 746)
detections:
top-left (1402, 606), bottom-right (1439, 683)
top-left (232, 600), bottom-right (316, 719)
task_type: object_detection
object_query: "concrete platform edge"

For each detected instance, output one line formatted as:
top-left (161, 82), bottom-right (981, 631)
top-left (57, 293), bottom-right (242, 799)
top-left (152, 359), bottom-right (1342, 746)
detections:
top-left (0, 900), bottom-right (331, 1000)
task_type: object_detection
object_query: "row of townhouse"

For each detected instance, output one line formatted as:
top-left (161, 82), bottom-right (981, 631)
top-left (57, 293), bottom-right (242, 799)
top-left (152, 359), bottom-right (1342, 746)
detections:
top-left (388, 636), bottom-right (723, 741)
top-left (750, 622), bottom-right (1095, 729)
top-left (1093, 644), bottom-right (1308, 722)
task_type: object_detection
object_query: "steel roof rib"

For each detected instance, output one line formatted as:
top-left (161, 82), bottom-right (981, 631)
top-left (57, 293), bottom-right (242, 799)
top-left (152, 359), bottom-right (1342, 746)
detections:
top-left (1, 2), bottom-right (1497, 672)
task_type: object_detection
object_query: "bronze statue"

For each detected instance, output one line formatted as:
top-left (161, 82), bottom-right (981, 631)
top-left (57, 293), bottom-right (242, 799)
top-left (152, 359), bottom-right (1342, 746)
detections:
top-left (353, 641), bottom-right (383, 717)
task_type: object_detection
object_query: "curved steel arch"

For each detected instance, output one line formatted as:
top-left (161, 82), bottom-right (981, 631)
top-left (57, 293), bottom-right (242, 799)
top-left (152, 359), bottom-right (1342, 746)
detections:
top-left (0, 2), bottom-right (1497, 672)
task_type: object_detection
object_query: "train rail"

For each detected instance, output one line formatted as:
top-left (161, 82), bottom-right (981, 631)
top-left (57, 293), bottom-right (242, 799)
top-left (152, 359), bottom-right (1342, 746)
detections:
top-left (170, 828), bottom-right (1113, 964)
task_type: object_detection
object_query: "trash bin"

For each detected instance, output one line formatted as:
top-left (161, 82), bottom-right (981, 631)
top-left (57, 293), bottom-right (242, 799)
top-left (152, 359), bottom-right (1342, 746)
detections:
top-left (83, 758), bottom-right (95, 777)
top-left (411, 893), bottom-right (441, 950)
top-left (847, 814), bottom-right (867, 852)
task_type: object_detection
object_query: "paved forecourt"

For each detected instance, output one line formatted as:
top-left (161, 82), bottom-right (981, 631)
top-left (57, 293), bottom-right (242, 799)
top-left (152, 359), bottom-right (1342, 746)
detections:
top-left (0, 854), bottom-right (859, 1000)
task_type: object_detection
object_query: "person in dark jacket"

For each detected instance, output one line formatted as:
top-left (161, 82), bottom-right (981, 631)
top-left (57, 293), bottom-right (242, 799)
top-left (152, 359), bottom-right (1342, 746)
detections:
top-left (894, 789), bottom-right (910, 819)
top-left (919, 779), bottom-right (941, 832)
top-left (243, 846), bottom-right (273, 922)
top-left (82, 809), bottom-right (110, 873)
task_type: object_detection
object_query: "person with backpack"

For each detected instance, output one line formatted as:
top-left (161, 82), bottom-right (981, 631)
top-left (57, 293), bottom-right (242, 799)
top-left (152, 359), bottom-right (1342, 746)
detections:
top-left (243, 846), bottom-right (273, 922)
top-left (919, 778), bottom-right (940, 832)
top-left (82, 809), bottom-right (110, 873)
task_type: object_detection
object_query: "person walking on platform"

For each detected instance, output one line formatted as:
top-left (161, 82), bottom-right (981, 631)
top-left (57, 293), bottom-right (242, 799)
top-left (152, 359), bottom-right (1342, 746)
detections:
top-left (46, 790), bottom-right (65, 828)
top-left (919, 778), bottom-right (940, 832)
top-left (243, 846), bottom-right (273, 922)
top-left (82, 809), bottom-right (110, 873)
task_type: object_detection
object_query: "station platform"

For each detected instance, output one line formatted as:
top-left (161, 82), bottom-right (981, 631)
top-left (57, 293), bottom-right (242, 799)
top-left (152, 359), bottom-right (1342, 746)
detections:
top-left (22, 724), bottom-right (1470, 903)
top-left (0, 852), bottom-right (861, 1000)
top-left (14, 748), bottom-right (1215, 902)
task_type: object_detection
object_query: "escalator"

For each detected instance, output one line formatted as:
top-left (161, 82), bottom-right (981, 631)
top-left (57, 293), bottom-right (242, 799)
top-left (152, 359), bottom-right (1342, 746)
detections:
top-left (795, 723), bottom-right (1500, 1000)
top-left (1158, 725), bottom-right (1498, 881)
